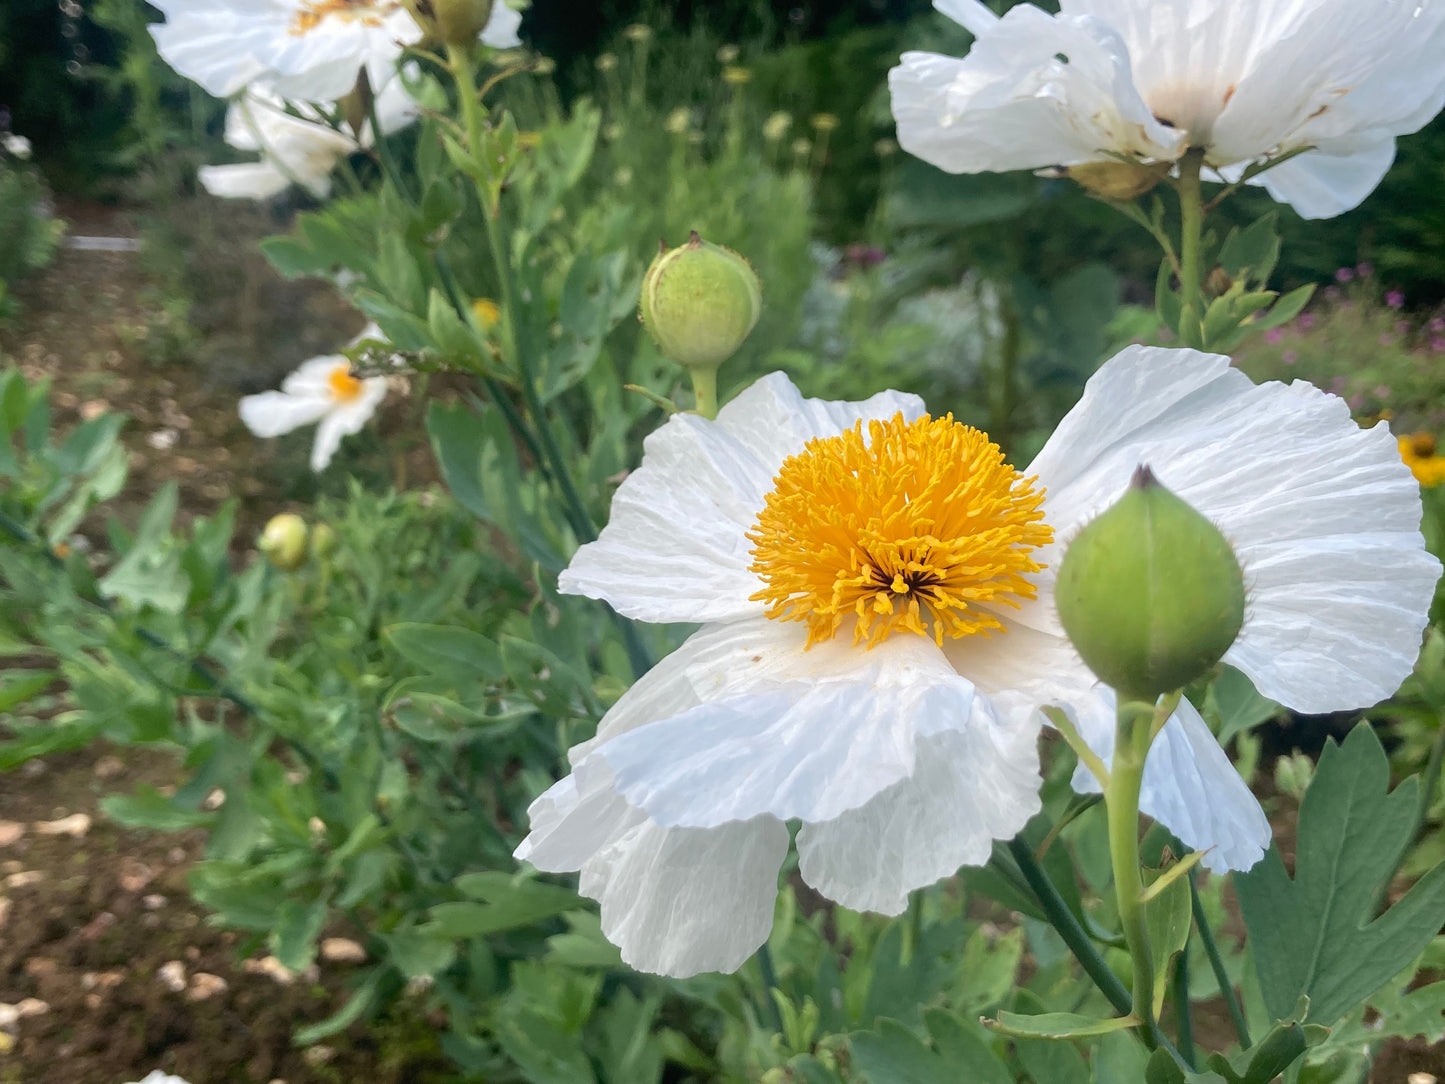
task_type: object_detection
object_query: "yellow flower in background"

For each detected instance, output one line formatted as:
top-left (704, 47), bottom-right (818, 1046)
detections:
top-left (471, 298), bottom-right (501, 331)
top-left (1400, 433), bottom-right (1445, 488)
top-left (763, 111), bottom-right (792, 142)
top-left (810, 113), bottom-right (840, 133)
top-left (722, 65), bottom-right (752, 86)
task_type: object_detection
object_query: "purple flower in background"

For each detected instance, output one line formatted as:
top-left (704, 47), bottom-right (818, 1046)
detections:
top-left (1330, 376), bottom-right (1348, 394)
top-left (1356, 262), bottom-right (1375, 279)
top-left (1298, 313), bottom-right (1317, 331)
top-left (1387, 289), bottom-right (1406, 309)
top-left (1396, 320), bottom-right (1411, 335)
top-left (1348, 393), bottom-right (1365, 409)
top-left (1430, 316), bottom-right (1445, 334)
top-left (1432, 336), bottom-right (1445, 353)
top-left (1381, 333), bottom-right (1397, 346)
top-left (1374, 385), bottom-right (1392, 400)
top-left (1283, 350), bottom-right (1299, 366)
top-left (1335, 267), bottom-right (1355, 284)
top-left (1264, 327), bottom-right (1284, 345)
top-left (1324, 286), bottom-right (1342, 302)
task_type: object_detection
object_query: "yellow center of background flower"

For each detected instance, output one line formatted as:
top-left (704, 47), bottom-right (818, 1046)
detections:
top-left (290, 0), bottom-right (395, 36)
top-left (327, 364), bottom-right (365, 403)
top-left (747, 413), bottom-right (1052, 648)
top-left (1400, 433), bottom-right (1445, 488)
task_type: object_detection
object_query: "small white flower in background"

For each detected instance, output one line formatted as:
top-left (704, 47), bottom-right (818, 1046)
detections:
top-left (515, 346), bottom-right (1439, 978)
top-left (125, 1073), bottom-right (192, 1084)
top-left (239, 325), bottom-right (389, 471)
top-left (1, 133), bottom-right (32, 159)
top-left (199, 79), bottom-right (417, 201)
top-left (149, 0), bottom-right (523, 103)
top-left (889, 0), bottom-right (1445, 219)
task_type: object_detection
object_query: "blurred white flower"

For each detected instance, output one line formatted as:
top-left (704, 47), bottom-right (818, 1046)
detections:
top-left (199, 81), bottom-right (416, 200)
top-left (149, 0), bottom-right (523, 102)
top-left (890, 0), bottom-right (1445, 219)
top-left (239, 325), bottom-right (389, 471)
top-left (516, 347), bottom-right (1438, 977)
top-left (125, 1074), bottom-right (192, 1084)
top-left (2, 133), bottom-right (32, 159)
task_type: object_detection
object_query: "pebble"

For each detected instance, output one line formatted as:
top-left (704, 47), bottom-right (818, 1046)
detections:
top-left (0, 822), bottom-right (25, 847)
top-left (4, 871), bottom-right (43, 889)
top-left (320, 937), bottom-right (366, 964)
top-left (202, 788), bottom-right (225, 811)
top-left (244, 956), bottom-right (296, 986)
top-left (81, 971), bottom-right (124, 991)
top-left (157, 960), bottom-right (187, 992)
top-left (0, 861), bottom-right (20, 874)
top-left (0, 898), bottom-right (9, 929)
top-left (1409, 1075), bottom-right (1438, 1084)
top-left (166, 847), bottom-right (187, 865)
top-left (142, 894), bottom-right (167, 910)
top-left (187, 973), bottom-right (228, 1001)
top-left (0, 1000), bottom-right (50, 1027)
top-left (303, 1045), bottom-right (336, 1067)
top-left (118, 859), bottom-right (155, 893)
top-left (93, 755), bottom-right (125, 780)
top-left (35, 813), bottom-right (92, 838)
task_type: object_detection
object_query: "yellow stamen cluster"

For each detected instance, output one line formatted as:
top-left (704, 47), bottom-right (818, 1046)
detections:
top-left (290, 0), bottom-right (394, 35)
top-left (747, 412), bottom-right (1053, 648)
top-left (1400, 433), bottom-right (1445, 489)
top-left (327, 364), bottom-right (365, 403)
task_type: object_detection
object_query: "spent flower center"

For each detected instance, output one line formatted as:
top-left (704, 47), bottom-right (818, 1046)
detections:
top-left (290, 0), bottom-right (397, 35)
top-left (747, 413), bottom-right (1052, 648)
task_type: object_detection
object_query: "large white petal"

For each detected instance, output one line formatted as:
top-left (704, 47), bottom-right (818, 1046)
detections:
top-left (480, 2), bottom-right (524, 48)
top-left (198, 162), bottom-right (293, 201)
top-left (516, 763), bottom-right (788, 978)
top-left (1252, 138), bottom-right (1396, 220)
top-left (1068, 691), bottom-right (1271, 874)
top-left (583, 616), bottom-right (985, 827)
top-left (795, 696), bottom-right (1041, 914)
top-left (559, 372), bottom-right (924, 626)
top-left (1025, 345), bottom-right (1440, 713)
top-left (889, 5), bottom-right (1180, 176)
top-left (238, 390), bottom-right (330, 437)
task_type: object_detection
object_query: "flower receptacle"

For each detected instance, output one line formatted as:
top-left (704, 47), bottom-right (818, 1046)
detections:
top-left (640, 232), bottom-right (762, 373)
top-left (1055, 466), bottom-right (1245, 702)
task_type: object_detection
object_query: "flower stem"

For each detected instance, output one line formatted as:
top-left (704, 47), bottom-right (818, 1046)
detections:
top-left (1190, 869), bottom-right (1252, 1048)
top-left (1006, 838), bottom-right (1133, 1016)
top-left (690, 366), bottom-right (719, 420)
top-left (1107, 698), bottom-right (1163, 1044)
top-left (1177, 148), bottom-right (1207, 339)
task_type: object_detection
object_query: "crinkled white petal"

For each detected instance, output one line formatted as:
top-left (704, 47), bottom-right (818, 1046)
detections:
top-left (585, 616), bottom-right (984, 827)
top-left (481, 2), bottom-right (524, 48)
top-left (795, 695), bottom-right (1041, 914)
top-left (1067, 689), bottom-right (1271, 874)
top-left (1025, 345), bottom-right (1440, 714)
top-left (308, 382), bottom-right (385, 471)
top-left (238, 389), bottom-right (331, 437)
top-left (889, 4), bottom-right (1181, 175)
top-left (559, 372), bottom-right (924, 625)
top-left (283, 354), bottom-right (350, 395)
top-left (517, 763), bottom-right (788, 978)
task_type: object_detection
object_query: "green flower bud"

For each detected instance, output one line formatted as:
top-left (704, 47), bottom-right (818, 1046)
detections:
top-left (640, 232), bottom-right (762, 371)
top-left (1055, 466), bottom-right (1245, 702)
top-left (403, 0), bottom-right (495, 48)
top-left (258, 513), bottom-right (310, 572)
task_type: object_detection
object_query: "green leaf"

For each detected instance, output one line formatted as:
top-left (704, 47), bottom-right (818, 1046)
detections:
top-left (1093, 1032), bottom-right (1150, 1084)
top-left (101, 785), bottom-right (212, 831)
top-left (1209, 667), bottom-right (1278, 746)
top-left (494, 1004), bottom-right (596, 1084)
top-left (423, 872), bottom-right (582, 938)
top-left (1203, 1018), bottom-right (1309, 1084)
top-left (1156, 259), bottom-right (1183, 333)
top-left (851, 1016), bottom-right (1010, 1084)
top-left (1235, 723), bottom-right (1445, 1025)
top-left (271, 899), bottom-right (328, 972)
top-left (293, 971), bottom-right (382, 1045)
top-left (1144, 862), bottom-right (1193, 1017)
top-left (383, 623), bottom-right (503, 683)
top-left (381, 928), bottom-right (457, 979)
top-left (0, 668), bottom-right (55, 712)
top-left (1252, 284), bottom-right (1315, 332)
top-left (1218, 213), bottom-right (1280, 280)
top-left (988, 1011), bottom-right (1139, 1040)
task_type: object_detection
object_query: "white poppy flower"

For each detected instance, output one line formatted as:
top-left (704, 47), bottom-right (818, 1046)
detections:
top-left (125, 1074), bottom-right (192, 1084)
top-left (199, 81), bottom-right (417, 200)
top-left (239, 326), bottom-right (388, 471)
top-left (515, 347), bottom-right (1438, 978)
top-left (2, 133), bottom-right (32, 159)
top-left (149, 0), bottom-right (524, 103)
top-left (889, 0), bottom-right (1445, 219)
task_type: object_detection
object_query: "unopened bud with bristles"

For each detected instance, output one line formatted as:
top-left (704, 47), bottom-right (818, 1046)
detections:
top-left (402, 0), bottom-right (496, 49)
top-left (639, 232), bottom-right (762, 370)
top-left (258, 513), bottom-right (310, 572)
top-left (1055, 466), bottom-right (1246, 702)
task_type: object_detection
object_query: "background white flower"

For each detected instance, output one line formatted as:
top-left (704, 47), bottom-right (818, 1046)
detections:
top-left (124, 1073), bottom-right (192, 1084)
top-left (150, 0), bottom-right (525, 104)
top-left (199, 81), bottom-right (417, 200)
top-left (517, 348), bottom-right (1438, 977)
top-left (2, 132), bottom-right (32, 159)
top-left (238, 326), bottom-right (389, 471)
top-left (889, 0), bottom-right (1445, 219)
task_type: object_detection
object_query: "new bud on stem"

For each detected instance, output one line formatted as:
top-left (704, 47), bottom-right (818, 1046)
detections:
top-left (1055, 466), bottom-right (1245, 702)
top-left (641, 232), bottom-right (762, 369)
top-left (403, 0), bottom-right (496, 49)
top-left (258, 513), bottom-right (310, 572)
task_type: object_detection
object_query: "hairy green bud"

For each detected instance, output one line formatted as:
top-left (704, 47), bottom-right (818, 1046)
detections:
top-left (258, 513), bottom-right (310, 572)
top-left (403, 0), bottom-right (496, 48)
top-left (1055, 466), bottom-right (1245, 702)
top-left (640, 231), bottom-right (762, 370)
top-left (309, 522), bottom-right (338, 561)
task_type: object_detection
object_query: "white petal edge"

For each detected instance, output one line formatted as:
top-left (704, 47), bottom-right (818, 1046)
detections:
top-left (238, 390), bottom-right (330, 438)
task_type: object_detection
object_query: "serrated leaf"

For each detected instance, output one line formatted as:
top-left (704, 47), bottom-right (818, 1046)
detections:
top-left (851, 1016), bottom-right (1010, 1084)
top-left (1236, 723), bottom-right (1445, 1026)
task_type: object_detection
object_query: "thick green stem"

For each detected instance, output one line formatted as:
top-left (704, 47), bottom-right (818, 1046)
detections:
top-left (1107, 699), bottom-right (1162, 1041)
top-left (1173, 936), bottom-right (1196, 1068)
top-left (690, 366), bottom-right (719, 420)
top-left (1177, 148), bottom-right (1207, 333)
